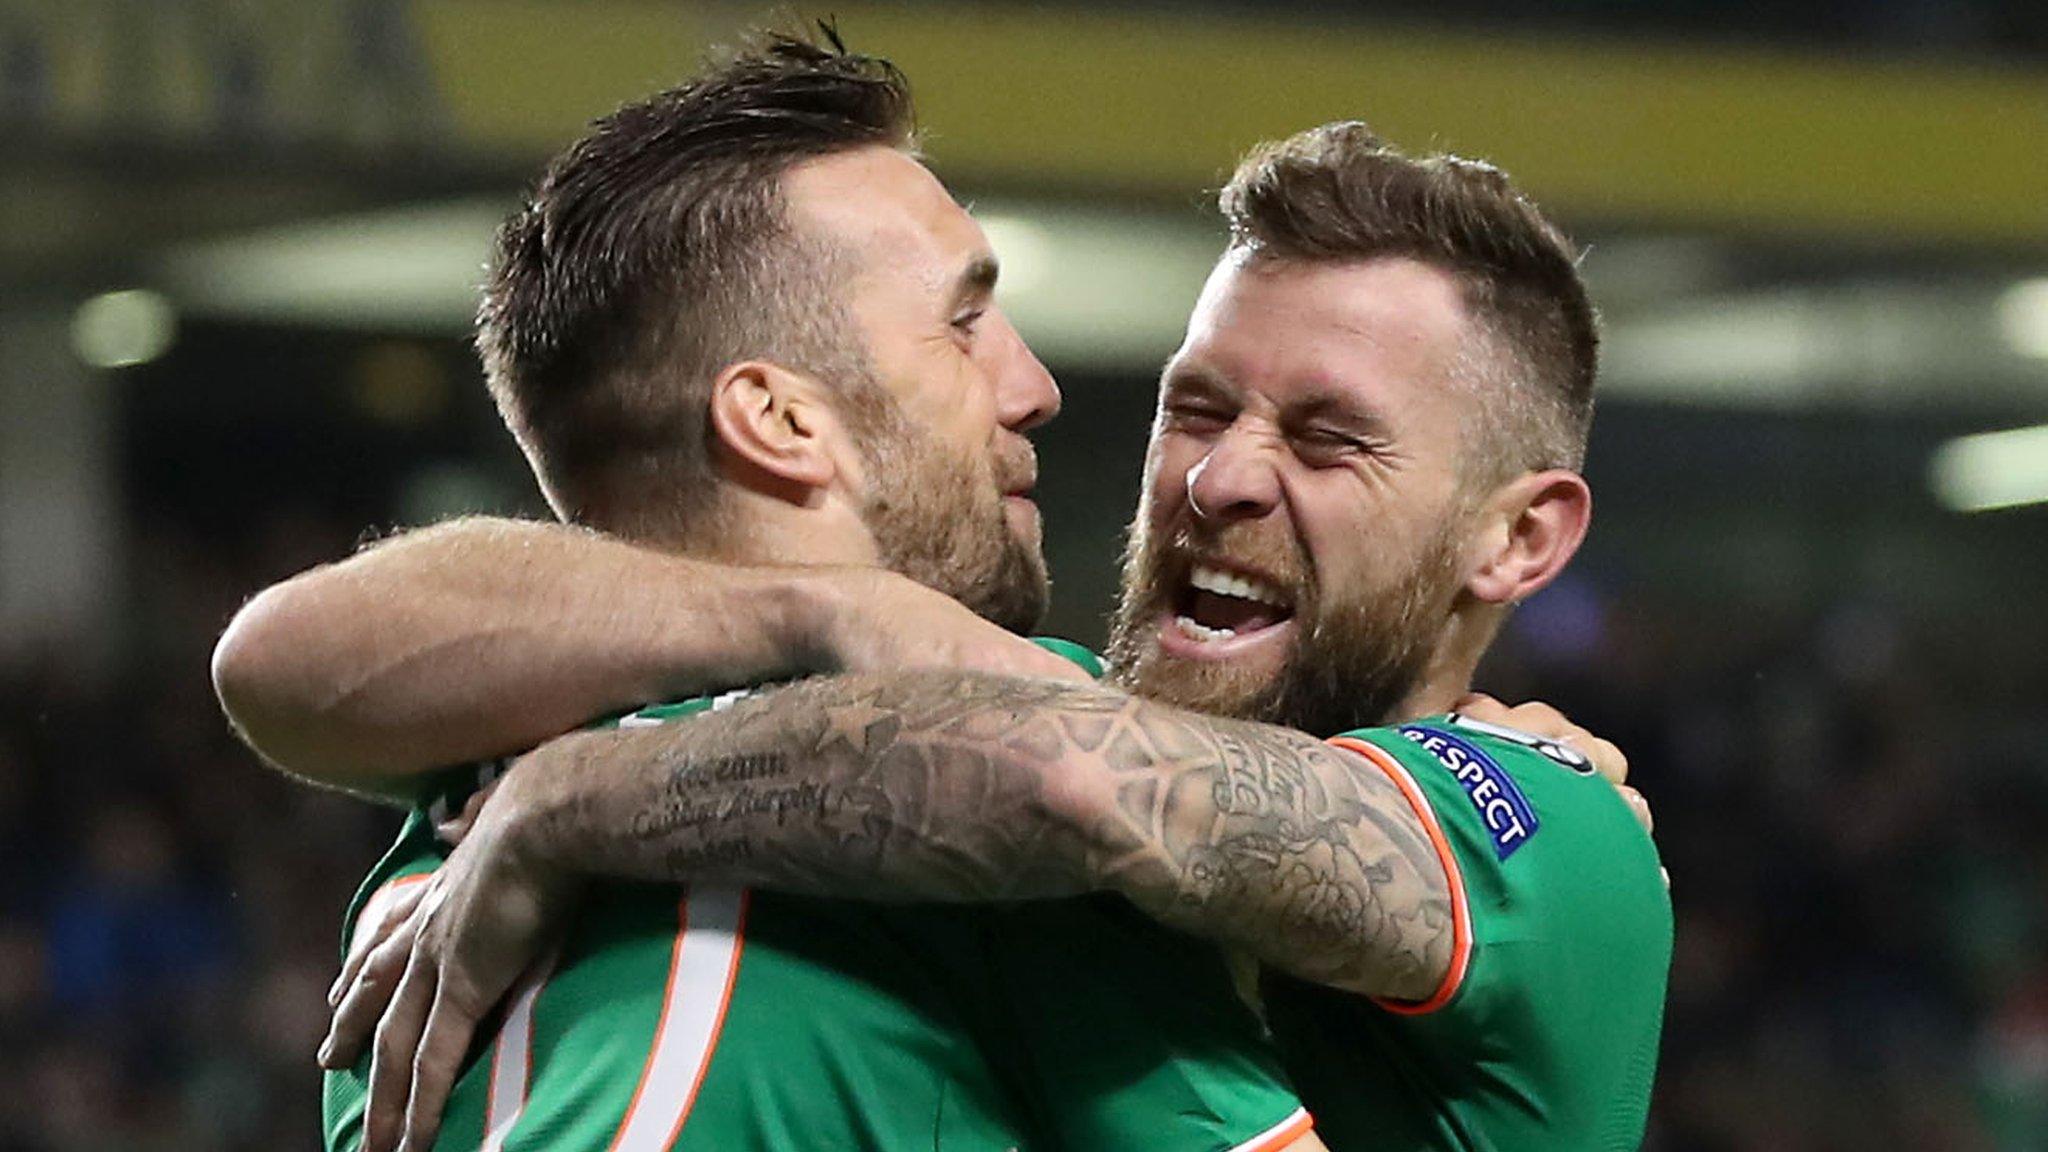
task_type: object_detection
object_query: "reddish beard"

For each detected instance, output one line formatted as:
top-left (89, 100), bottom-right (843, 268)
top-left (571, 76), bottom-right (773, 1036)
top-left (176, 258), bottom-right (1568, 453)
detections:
top-left (1104, 512), bottom-right (1467, 735)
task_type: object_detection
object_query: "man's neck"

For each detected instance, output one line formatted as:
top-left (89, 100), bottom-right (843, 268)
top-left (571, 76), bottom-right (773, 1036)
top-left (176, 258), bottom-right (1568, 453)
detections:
top-left (1389, 674), bottom-right (1472, 724)
top-left (629, 491), bottom-right (880, 572)
top-left (1386, 605), bottom-right (1498, 722)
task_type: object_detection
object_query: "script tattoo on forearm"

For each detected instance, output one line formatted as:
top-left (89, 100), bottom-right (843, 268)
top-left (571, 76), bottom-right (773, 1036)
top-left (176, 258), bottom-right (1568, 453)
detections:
top-left (521, 672), bottom-right (1454, 999)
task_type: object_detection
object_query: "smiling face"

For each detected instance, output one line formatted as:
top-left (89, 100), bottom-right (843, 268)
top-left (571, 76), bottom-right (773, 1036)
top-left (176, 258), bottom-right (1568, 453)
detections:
top-left (783, 147), bottom-right (1060, 632)
top-left (1105, 252), bottom-right (1487, 733)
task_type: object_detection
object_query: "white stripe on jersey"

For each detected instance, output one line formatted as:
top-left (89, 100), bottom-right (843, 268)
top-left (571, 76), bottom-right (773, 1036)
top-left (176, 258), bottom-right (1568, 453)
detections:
top-left (481, 950), bottom-right (557, 1150)
top-left (607, 885), bottom-right (747, 1152)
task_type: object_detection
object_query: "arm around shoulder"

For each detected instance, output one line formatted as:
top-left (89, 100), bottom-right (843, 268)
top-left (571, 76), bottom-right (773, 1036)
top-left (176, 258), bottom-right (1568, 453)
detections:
top-left (1038, 704), bottom-right (1458, 1002)
top-left (482, 666), bottom-right (1452, 1000)
top-left (210, 516), bottom-right (840, 797)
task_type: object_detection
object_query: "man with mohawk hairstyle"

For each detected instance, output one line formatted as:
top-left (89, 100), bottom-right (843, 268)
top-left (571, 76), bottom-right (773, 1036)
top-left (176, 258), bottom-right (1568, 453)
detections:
top-left (220, 31), bottom-right (1669, 1152)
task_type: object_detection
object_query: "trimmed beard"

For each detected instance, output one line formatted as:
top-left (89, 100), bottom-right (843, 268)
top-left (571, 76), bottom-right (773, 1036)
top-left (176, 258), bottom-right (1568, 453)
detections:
top-left (843, 379), bottom-right (1048, 635)
top-left (1104, 510), bottom-right (1468, 735)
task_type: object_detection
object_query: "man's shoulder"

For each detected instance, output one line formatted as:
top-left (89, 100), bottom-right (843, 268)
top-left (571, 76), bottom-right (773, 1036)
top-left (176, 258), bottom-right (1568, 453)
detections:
top-left (1322, 715), bottom-right (1671, 1115)
top-left (1330, 715), bottom-right (1669, 939)
top-left (1331, 714), bottom-right (1619, 858)
top-left (1348, 712), bottom-right (1604, 781)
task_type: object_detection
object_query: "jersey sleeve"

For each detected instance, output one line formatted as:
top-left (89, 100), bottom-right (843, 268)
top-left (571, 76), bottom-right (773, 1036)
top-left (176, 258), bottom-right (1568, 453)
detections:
top-left (985, 898), bottom-right (1312, 1152)
top-left (1328, 717), bottom-right (1674, 1143)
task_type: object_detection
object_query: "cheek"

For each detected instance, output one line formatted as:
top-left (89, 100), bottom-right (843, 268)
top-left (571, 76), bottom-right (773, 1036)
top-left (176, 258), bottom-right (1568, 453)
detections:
top-left (1284, 470), bottom-right (1405, 580)
top-left (1141, 435), bottom-right (1202, 527)
top-left (1308, 475), bottom-right (1467, 595)
top-left (943, 355), bottom-right (1002, 436)
top-left (895, 358), bottom-right (995, 447)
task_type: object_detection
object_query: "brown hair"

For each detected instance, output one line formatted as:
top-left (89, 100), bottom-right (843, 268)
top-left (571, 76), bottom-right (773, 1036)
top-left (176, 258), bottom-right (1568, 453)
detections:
top-left (475, 26), bottom-right (915, 542)
top-left (1220, 121), bottom-right (1598, 481)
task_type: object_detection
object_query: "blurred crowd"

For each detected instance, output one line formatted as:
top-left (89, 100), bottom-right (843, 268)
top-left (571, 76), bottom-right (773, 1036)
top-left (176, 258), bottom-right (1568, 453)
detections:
top-left (0, 509), bottom-right (384, 1150)
top-left (0, 500), bottom-right (2043, 1151)
top-left (1487, 580), bottom-right (2048, 1150)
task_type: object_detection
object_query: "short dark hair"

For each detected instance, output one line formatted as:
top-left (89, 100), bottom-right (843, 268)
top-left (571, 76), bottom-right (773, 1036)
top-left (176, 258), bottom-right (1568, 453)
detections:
top-left (1220, 121), bottom-right (1598, 481)
top-left (476, 25), bottom-right (915, 541)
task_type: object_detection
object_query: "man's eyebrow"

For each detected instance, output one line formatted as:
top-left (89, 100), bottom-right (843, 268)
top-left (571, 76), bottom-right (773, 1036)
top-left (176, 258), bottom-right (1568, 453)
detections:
top-left (1161, 361), bottom-right (1238, 400)
top-left (948, 255), bottom-right (1000, 310)
top-left (1290, 386), bottom-right (1392, 437)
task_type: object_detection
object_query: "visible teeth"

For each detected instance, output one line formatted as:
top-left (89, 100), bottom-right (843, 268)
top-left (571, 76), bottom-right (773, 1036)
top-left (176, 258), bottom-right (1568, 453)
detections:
top-left (1174, 615), bottom-right (1236, 642)
top-left (1188, 564), bottom-right (1287, 607)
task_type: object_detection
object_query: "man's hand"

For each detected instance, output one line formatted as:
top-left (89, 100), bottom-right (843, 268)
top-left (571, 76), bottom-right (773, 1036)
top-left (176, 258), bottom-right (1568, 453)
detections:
top-left (1452, 692), bottom-right (1656, 837)
top-left (318, 776), bottom-right (577, 1152)
top-left (819, 569), bottom-right (1094, 684)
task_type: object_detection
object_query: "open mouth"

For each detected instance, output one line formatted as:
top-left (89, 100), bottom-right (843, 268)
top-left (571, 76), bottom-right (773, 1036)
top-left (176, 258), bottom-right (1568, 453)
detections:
top-left (1167, 561), bottom-right (1297, 646)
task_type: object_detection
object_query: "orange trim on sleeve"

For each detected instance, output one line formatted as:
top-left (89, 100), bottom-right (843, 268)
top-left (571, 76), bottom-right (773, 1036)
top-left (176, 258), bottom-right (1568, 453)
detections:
top-left (1326, 736), bottom-right (1472, 1015)
top-left (1229, 1105), bottom-right (1315, 1152)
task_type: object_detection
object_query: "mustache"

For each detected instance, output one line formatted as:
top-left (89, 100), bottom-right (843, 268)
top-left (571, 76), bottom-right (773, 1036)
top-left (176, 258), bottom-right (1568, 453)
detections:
top-left (993, 438), bottom-right (1037, 495)
top-left (1132, 516), bottom-right (1315, 603)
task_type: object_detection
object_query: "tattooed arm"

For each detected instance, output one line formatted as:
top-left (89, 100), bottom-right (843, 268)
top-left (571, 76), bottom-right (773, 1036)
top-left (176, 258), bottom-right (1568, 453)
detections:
top-left (496, 670), bottom-right (1452, 1000)
top-left (324, 667), bottom-right (1382, 1151)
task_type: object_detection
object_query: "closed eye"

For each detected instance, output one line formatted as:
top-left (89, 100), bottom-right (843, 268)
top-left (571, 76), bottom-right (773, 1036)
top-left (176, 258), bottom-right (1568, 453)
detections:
top-left (1163, 401), bottom-right (1234, 435)
top-left (951, 309), bottom-right (986, 342)
top-left (1292, 428), bottom-right (1372, 464)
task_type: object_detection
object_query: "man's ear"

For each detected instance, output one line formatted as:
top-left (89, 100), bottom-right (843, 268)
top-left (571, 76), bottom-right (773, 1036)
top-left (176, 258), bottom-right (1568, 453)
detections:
top-left (1464, 469), bottom-right (1591, 605)
top-left (706, 360), bottom-right (843, 498)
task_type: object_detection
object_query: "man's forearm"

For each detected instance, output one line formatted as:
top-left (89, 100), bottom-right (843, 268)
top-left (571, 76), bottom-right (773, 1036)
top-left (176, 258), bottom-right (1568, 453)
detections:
top-left (497, 670), bottom-right (1454, 1000)
top-left (211, 516), bottom-right (843, 796)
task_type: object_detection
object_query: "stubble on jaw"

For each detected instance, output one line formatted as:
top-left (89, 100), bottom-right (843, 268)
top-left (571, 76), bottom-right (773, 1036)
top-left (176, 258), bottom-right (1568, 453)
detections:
top-left (850, 388), bottom-right (1049, 635)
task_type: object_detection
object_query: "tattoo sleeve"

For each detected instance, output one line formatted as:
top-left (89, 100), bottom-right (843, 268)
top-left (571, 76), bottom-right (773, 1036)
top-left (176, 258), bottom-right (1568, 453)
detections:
top-left (507, 671), bottom-right (1454, 1000)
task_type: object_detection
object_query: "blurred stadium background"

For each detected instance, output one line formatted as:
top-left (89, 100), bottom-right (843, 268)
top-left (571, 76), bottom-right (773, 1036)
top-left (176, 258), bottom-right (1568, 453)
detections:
top-left (3, 1), bottom-right (2046, 1148)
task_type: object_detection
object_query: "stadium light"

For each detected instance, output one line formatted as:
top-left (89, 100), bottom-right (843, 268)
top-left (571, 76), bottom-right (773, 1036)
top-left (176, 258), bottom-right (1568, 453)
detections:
top-left (160, 199), bottom-right (505, 332)
top-left (1998, 278), bottom-right (2048, 361)
top-left (71, 289), bottom-right (177, 368)
top-left (1929, 423), bottom-right (2048, 513)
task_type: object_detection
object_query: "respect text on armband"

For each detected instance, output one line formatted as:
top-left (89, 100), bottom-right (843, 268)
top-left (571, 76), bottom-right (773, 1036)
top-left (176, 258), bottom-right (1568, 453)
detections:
top-left (1397, 725), bottom-right (1540, 861)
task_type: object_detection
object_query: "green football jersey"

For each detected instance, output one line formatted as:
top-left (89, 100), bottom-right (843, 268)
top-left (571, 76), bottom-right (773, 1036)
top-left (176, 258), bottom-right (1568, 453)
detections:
top-left (323, 641), bottom-right (1311, 1152)
top-left (1262, 715), bottom-right (1673, 1151)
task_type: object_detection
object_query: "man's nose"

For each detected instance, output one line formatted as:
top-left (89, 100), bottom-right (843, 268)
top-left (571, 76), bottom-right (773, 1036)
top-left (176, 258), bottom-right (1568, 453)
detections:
top-left (992, 313), bottom-right (1061, 433)
top-left (1185, 424), bottom-right (1282, 524)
